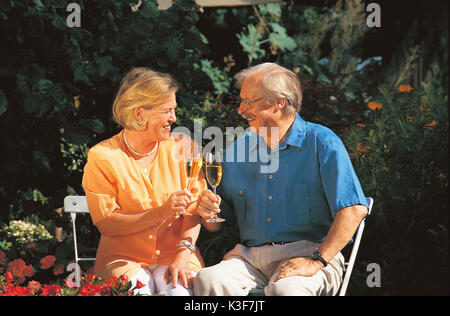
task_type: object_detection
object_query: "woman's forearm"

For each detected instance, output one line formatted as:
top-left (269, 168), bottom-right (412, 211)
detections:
top-left (96, 207), bottom-right (165, 237)
top-left (179, 215), bottom-right (202, 245)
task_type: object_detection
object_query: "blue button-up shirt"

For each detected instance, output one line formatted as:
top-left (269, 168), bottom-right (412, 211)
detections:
top-left (218, 114), bottom-right (368, 247)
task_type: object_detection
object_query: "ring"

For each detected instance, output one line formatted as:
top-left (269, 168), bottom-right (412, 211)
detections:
top-left (176, 200), bottom-right (183, 207)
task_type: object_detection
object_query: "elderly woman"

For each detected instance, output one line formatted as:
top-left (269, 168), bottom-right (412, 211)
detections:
top-left (82, 67), bottom-right (220, 296)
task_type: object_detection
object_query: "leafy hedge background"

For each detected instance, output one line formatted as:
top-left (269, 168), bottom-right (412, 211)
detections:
top-left (0, 0), bottom-right (447, 295)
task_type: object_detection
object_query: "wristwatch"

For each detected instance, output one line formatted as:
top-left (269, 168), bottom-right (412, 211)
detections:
top-left (311, 251), bottom-right (328, 267)
top-left (176, 240), bottom-right (196, 253)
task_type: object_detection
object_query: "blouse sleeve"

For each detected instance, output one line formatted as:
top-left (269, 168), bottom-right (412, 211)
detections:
top-left (82, 148), bottom-right (120, 226)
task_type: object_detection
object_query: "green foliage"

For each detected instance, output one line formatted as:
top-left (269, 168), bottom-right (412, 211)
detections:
top-left (0, 0), bottom-right (447, 295)
top-left (236, 4), bottom-right (297, 64)
top-left (344, 82), bottom-right (448, 295)
top-left (0, 0), bottom-right (219, 224)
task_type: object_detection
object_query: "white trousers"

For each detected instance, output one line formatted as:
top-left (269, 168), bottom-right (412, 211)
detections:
top-left (193, 240), bottom-right (345, 296)
top-left (130, 265), bottom-right (196, 296)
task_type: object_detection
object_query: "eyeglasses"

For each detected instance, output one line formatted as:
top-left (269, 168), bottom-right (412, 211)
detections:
top-left (237, 96), bottom-right (263, 110)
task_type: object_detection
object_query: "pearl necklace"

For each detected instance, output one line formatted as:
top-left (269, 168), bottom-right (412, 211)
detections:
top-left (123, 130), bottom-right (158, 157)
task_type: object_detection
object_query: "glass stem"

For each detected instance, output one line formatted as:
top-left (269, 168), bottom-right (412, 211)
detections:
top-left (187, 178), bottom-right (191, 190)
top-left (213, 186), bottom-right (217, 218)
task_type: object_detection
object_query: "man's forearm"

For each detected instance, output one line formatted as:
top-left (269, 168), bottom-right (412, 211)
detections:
top-left (318, 204), bottom-right (368, 263)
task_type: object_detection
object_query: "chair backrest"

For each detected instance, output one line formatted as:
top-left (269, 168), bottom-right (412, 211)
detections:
top-left (338, 197), bottom-right (373, 296)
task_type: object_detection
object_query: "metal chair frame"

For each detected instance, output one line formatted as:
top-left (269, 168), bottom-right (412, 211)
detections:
top-left (63, 195), bottom-right (96, 283)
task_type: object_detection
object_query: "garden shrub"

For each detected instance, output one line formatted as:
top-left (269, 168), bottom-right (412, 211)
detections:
top-left (344, 82), bottom-right (448, 295)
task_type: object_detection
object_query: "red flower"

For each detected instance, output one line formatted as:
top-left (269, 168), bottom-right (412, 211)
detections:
top-left (4, 271), bottom-right (13, 282)
top-left (40, 284), bottom-right (61, 296)
top-left (23, 264), bottom-right (34, 278)
top-left (27, 280), bottom-right (41, 294)
top-left (40, 255), bottom-right (56, 270)
top-left (64, 277), bottom-right (76, 289)
top-left (53, 264), bottom-right (65, 276)
top-left (119, 274), bottom-right (129, 284)
top-left (136, 280), bottom-right (144, 289)
top-left (7, 259), bottom-right (27, 283)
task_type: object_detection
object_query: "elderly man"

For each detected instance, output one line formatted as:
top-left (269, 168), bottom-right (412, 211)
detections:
top-left (194, 63), bottom-right (369, 296)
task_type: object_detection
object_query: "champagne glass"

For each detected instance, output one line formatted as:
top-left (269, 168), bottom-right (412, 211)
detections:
top-left (186, 146), bottom-right (203, 189)
top-left (182, 146), bottom-right (203, 216)
top-left (205, 152), bottom-right (225, 223)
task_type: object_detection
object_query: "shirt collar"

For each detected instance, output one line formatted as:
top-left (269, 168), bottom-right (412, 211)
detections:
top-left (249, 114), bottom-right (306, 153)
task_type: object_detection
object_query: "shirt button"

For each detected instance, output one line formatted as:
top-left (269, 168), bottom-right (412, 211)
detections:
top-left (266, 217), bottom-right (272, 223)
top-left (268, 195), bottom-right (272, 200)
top-left (143, 168), bottom-right (147, 172)
top-left (269, 175), bottom-right (273, 179)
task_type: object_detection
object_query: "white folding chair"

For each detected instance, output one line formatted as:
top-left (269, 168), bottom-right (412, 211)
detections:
top-left (338, 197), bottom-right (373, 296)
top-left (64, 195), bottom-right (96, 282)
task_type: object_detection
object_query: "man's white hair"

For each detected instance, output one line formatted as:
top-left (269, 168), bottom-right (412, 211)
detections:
top-left (234, 62), bottom-right (303, 115)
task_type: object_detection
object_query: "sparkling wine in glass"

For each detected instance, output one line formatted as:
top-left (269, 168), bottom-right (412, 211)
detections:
top-left (205, 152), bottom-right (225, 223)
top-left (186, 146), bottom-right (203, 189)
top-left (182, 146), bottom-right (203, 216)
top-left (186, 159), bottom-right (203, 187)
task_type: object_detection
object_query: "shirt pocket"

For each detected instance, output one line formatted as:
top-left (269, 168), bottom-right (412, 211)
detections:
top-left (287, 184), bottom-right (311, 226)
top-left (234, 187), bottom-right (252, 227)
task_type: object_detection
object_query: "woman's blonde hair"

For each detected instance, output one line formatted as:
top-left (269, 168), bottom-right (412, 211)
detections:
top-left (112, 67), bottom-right (179, 130)
top-left (234, 62), bottom-right (302, 116)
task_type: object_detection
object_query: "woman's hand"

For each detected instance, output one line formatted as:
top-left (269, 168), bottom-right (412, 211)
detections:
top-left (164, 249), bottom-right (193, 289)
top-left (193, 189), bottom-right (221, 220)
top-left (159, 190), bottom-right (192, 220)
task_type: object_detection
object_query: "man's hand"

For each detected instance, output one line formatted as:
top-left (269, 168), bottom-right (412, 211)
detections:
top-left (193, 189), bottom-right (221, 220)
top-left (273, 257), bottom-right (324, 282)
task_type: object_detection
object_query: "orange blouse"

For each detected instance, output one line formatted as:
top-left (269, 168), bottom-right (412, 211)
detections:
top-left (82, 131), bottom-right (206, 279)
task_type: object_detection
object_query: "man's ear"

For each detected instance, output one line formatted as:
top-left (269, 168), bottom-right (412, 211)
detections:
top-left (273, 98), bottom-right (287, 113)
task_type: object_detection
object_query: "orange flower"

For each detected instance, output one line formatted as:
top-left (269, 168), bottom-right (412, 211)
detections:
top-left (368, 101), bottom-right (382, 111)
top-left (7, 259), bottom-right (27, 278)
top-left (40, 255), bottom-right (56, 270)
top-left (23, 264), bottom-right (34, 278)
top-left (0, 251), bottom-right (6, 265)
top-left (419, 105), bottom-right (431, 114)
top-left (398, 84), bottom-right (413, 92)
top-left (356, 143), bottom-right (370, 154)
top-left (424, 120), bottom-right (438, 130)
